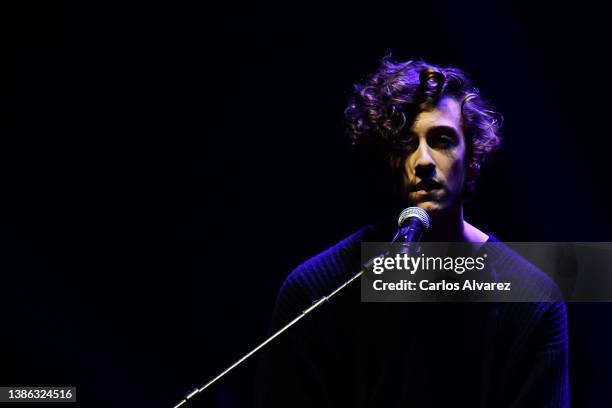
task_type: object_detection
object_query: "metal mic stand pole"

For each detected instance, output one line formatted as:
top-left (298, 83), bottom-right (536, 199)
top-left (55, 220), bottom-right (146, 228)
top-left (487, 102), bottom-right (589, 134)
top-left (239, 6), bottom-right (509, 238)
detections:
top-left (172, 268), bottom-right (366, 408)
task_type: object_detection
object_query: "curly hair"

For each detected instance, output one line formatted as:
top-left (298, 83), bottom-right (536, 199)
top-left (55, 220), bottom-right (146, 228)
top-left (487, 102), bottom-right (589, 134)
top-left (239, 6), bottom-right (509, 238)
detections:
top-left (345, 54), bottom-right (502, 190)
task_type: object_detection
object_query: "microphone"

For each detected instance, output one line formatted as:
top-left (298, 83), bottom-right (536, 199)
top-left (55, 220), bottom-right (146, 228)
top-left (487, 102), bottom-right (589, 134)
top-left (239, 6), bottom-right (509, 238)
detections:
top-left (392, 206), bottom-right (431, 243)
top-left (361, 207), bottom-right (430, 271)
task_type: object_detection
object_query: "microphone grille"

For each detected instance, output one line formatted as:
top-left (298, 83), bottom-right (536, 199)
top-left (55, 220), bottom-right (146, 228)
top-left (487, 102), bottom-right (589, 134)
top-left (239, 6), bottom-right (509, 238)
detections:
top-left (398, 207), bottom-right (430, 230)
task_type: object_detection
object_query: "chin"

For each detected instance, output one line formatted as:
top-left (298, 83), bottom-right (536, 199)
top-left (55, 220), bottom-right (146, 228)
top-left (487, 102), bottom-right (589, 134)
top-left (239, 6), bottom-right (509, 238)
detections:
top-left (415, 202), bottom-right (442, 212)
top-left (411, 195), bottom-right (458, 212)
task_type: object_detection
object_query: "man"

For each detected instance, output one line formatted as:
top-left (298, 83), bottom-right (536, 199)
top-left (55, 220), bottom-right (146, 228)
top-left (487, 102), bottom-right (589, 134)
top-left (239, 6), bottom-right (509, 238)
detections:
top-left (256, 56), bottom-right (569, 407)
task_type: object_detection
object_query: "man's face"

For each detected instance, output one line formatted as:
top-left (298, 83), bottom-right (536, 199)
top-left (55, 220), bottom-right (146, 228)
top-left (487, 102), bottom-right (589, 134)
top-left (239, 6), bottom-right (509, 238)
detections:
top-left (395, 96), bottom-right (466, 213)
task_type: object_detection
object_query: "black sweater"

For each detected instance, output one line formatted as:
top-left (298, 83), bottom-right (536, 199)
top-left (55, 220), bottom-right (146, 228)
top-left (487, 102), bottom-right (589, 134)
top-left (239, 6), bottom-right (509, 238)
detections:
top-left (256, 225), bottom-right (569, 407)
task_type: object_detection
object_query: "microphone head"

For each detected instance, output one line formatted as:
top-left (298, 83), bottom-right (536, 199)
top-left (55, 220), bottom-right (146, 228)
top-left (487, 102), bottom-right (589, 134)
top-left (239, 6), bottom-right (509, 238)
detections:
top-left (397, 207), bottom-right (430, 231)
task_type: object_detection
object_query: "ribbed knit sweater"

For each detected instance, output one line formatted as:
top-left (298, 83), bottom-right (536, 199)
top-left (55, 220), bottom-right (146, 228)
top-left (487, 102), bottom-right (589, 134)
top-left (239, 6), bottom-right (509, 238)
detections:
top-left (256, 224), bottom-right (569, 407)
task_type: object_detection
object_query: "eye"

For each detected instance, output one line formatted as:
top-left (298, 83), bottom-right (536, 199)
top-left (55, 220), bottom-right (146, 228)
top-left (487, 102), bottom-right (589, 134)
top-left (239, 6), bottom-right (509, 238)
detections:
top-left (430, 133), bottom-right (457, 148)
top-left (438, 134), bottom-right (454, 144)
top-left (392, 137), bottom-right (418, 153)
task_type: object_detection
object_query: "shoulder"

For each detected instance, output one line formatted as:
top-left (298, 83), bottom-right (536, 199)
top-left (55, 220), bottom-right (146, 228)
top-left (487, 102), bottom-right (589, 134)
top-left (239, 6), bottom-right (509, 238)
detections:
top-left (484, 237), bottom-right (568, 345)
top-left (470, 237), bottom-right (569, 368)
top-left (271, 225), bottom-right (374, 323)
top-left (283, 225), bottom-right (374, 296)
top-left (485, 236), bottom-right (564, 302)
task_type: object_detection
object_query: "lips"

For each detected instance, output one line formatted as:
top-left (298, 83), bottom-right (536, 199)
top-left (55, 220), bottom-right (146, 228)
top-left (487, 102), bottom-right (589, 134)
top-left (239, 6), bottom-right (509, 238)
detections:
top-left (411, 179), bottom-right (443, 192)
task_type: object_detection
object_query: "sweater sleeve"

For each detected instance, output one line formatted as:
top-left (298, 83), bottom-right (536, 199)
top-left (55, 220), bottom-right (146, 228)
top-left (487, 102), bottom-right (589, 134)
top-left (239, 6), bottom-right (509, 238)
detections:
top-left (255, 227), bottom-right (370, 407)
top-left (510, 301), bottom-right (570, 407)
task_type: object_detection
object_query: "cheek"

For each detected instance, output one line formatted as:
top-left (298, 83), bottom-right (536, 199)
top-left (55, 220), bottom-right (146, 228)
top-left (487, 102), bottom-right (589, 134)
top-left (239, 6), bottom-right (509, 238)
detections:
top-left (390, 155), bottom-right (404, 174)
top-left (450, 160), bottom-right (465, 186)
top-left (448, 152), bottom-right (466, 188)
top-left (391, 155), bottom-right (414, 185)
top-left (388, 156), bottom-right (410, 194)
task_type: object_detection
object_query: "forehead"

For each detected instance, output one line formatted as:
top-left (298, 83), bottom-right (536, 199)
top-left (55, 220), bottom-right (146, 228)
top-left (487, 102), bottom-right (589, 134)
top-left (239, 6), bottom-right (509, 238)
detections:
top-left (410, 96), bottom-right (463, 135)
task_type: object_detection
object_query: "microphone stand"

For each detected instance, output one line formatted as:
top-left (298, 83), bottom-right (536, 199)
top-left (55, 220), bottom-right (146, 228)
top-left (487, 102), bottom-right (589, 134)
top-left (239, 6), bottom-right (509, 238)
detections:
top-left (172, 268), bottom-right (366, 408)
top-left (173, 207), bottom-right (428, 407)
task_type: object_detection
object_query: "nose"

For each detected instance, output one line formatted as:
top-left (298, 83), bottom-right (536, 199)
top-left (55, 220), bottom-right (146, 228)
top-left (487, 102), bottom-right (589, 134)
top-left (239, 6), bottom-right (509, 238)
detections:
top-left (412, 142), bottom-right (436, 179)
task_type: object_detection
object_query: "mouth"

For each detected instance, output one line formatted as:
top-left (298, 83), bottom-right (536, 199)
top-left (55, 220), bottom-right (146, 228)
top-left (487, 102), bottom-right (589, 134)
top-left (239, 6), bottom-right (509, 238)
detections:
top-left (410, 179), bottom-right (443, 193)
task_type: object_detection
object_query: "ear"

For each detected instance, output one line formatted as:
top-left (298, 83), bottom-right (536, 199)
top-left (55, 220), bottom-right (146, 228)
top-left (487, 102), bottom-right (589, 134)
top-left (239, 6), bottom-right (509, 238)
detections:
top-left (463, 162), bottom-right (479, 200)
top-left (466, 161), bottom-right (480, 180)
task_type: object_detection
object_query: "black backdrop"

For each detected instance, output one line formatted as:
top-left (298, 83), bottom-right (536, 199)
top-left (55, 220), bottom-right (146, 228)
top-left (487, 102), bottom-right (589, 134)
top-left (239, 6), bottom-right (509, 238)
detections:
top-left (3, 1), bottom-right (612, 407)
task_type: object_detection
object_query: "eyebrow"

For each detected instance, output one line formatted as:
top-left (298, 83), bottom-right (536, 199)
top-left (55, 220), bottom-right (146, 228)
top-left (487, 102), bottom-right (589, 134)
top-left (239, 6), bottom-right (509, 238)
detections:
top-left (427, 125), bottom-right (460, 138)
top-left (406, 125), bottom-right (461, 139)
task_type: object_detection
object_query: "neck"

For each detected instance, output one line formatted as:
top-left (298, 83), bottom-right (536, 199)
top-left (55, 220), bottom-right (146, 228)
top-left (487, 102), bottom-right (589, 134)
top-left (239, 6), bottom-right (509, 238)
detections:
top-left (425, 205), bottom-right (488, 243)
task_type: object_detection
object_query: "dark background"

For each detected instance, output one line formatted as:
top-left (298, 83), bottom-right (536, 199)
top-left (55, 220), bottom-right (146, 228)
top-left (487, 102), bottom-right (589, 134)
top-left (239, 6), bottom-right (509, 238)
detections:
top-left (2, 1), bottom-right (612, 407)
